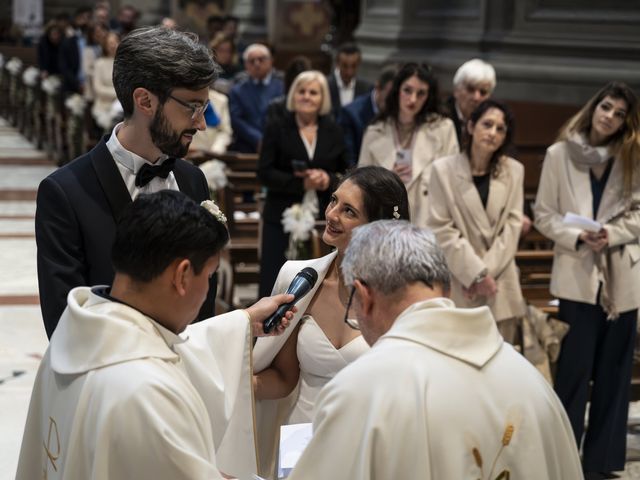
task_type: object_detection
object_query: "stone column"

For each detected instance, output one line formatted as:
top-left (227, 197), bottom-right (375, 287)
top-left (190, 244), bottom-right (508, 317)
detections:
top-left (232, 0), bottom-right (267, 43)
top-left (354, 0), bottom-right (640, 104)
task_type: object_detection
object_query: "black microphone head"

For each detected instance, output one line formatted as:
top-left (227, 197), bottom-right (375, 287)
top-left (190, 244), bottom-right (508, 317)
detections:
top-left (284, 267), bottom-right (319, 298)
top-left (263, 267), bottom-right (320, 333)
top-left (299, 267), bottom-right (318, 287)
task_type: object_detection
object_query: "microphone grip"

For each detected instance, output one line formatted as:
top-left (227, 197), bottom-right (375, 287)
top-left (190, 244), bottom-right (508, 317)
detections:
top-left (262, 301), bottom-right (295, 334)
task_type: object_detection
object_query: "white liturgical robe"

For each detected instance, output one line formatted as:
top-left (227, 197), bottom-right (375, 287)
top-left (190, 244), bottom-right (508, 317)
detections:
top-left (16, 287), bottom-right (257, 480)
top-left (288, 298), bottom-right (583, 480)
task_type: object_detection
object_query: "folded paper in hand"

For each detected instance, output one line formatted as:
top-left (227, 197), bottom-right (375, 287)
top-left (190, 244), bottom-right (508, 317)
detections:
top-left (278, 423), bottom-right (312, 478)
top-left (562, 212), bottom-right (602, 232)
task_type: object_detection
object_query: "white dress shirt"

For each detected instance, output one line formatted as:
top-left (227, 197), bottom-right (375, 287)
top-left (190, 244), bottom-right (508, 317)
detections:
top-left (334, 68), bottom-right (356, 107)
top-left (106, 123), bottom-right (179, 199)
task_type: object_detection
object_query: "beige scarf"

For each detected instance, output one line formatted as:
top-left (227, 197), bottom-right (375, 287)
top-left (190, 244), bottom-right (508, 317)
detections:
top-left (566, 132), bottom-right (611, 166)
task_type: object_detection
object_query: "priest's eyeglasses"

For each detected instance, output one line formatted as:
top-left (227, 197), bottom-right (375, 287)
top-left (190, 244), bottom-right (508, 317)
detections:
top-left (343, 285), bottom-right (360, 330)
top-left (168, 94), bottom-right (210, 121)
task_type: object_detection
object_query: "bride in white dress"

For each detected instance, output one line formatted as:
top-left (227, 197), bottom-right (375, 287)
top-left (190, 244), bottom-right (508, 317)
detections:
top-left (252, 166), bottom-right (410, 475)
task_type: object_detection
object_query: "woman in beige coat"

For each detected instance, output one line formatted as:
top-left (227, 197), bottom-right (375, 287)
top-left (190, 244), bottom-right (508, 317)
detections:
top-left (534, 81), bottom-right (640, 477)
top-left (358, 63), bottom-right (458, 227)
top-left (428, 100), bottom-right (525, 343)
top-left (91, 32), bottom-right (120, 131)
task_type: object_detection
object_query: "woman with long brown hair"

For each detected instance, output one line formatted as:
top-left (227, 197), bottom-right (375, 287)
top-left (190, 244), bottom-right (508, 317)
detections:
top-left (534, 81), bottom-right (640, 478)
top-left (358, 62), bottom-right (458, 227)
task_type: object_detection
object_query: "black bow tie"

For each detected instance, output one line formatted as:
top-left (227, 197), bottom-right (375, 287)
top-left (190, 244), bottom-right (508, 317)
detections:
top-left (135, 158), bottom-right (177, 188)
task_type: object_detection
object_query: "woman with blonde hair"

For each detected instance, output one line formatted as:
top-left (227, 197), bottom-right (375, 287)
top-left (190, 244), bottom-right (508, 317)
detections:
top-left (257, 70), bottom-right (349, 297)
top-left (534, 81), bottom-right (640, 479)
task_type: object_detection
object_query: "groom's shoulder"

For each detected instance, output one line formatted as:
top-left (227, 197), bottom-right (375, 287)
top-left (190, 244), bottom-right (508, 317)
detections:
top-left (48, 141), bottom-right (109, 182)
top-left (174, 157), bottom-right (204, 176)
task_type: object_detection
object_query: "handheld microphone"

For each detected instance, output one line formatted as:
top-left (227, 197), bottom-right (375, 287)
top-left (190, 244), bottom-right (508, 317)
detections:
top-left (263, 267), bottom-right (318, 334)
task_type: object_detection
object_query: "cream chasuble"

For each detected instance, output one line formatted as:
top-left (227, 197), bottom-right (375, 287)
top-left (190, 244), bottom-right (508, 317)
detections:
top-left (16, 287), bottom-right (257, 480)
top-left (288, 298), bottom-right (583, 480)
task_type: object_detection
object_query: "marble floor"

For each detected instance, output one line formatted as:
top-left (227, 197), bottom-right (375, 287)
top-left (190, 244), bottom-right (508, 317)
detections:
top-left (0, 118), bottom-right (51, 479)
top-left (1, 118), bottom-right (640, 479)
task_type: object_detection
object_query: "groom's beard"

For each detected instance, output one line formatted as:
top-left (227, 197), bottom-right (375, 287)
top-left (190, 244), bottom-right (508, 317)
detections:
top-left (149, 107), bottom-right (196, 158)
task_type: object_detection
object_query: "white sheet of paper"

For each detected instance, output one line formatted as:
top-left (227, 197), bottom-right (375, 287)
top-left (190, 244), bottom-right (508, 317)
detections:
top-left (562, 212), bottom-right (602, 232)
top-left (278, 423), bottom-right (313, 478)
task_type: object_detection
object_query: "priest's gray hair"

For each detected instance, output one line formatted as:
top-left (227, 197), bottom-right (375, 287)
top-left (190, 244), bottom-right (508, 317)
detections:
top-left (342, 220), bottom-right (450, 295)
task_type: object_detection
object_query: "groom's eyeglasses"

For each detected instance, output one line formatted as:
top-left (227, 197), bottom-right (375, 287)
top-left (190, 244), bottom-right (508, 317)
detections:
top-left (167, 94), bottom-right (209, 121)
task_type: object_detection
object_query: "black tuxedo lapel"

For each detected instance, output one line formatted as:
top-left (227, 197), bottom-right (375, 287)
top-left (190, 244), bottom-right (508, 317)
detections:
top-left (174, 163), bottom-right (198, 200)
top-left (90, 138), bottom-right (132, 221)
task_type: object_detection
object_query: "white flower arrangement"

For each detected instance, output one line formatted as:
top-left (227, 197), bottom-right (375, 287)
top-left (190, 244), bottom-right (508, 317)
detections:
top-left (110, 99), bottom-right (123, 116)
top-left (201, 199), bottom-right (228, 225)
top-left (22, 66), bottom-right (40, 86)
top-left (41, 75), bottom-right (61, 94)
top-left (282, 189), bottom-right (319, 259)
top-left (6, 57), bottom-right (23, 75)
top-left (199, 159), bottom-right (228, 191)
top-left (93, 109), bottom-right (113, 130)
top-left (94, 99), bottom-right (125, 130)
top-left (65, 93), bottom-right (87, 116)
top-left (282, 203), bottom-right (316, 242)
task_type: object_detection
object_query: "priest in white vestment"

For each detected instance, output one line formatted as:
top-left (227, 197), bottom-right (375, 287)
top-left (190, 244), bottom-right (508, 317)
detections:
top-left (289, 220), bottom-right (583, 480)
top-left (16, 191), bottom-right (295, 480)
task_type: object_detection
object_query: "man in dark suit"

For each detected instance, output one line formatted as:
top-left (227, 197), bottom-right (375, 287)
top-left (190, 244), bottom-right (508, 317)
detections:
top-left (327, 43), bottom-right (373, 121)
top-left (340, 66), bottom-right (396, 166)
top-left (229, 44), bottom-right (284, 153)
top-left (36, 27), bottom-right (218, 338)
top-left (58, 7), bottom-right (92, 95)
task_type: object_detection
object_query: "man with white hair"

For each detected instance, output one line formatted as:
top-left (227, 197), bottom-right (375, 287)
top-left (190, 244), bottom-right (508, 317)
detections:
top-left (288, 220), bottom-right (582, 480)
top-left (447, 58), bottom-right (496, 146)
top-left (229, 43), bottom-right (284, 152)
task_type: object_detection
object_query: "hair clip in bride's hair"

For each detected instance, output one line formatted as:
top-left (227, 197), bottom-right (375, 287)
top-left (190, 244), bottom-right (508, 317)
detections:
top-left (201, 199), bottom-right (227, 225)
top-left (393, 206), bottom-right (400, 220)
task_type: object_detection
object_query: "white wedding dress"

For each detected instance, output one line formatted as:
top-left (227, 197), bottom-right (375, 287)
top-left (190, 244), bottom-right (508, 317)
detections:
top-left (287, 315), bottom-right (369, 424)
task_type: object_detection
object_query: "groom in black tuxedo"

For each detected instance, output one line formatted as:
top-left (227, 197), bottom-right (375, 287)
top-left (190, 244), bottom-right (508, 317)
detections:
top-left (36, 27), bottom-right (219, 338)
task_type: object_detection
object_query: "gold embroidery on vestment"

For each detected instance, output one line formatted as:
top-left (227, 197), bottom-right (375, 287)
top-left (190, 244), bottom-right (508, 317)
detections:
top-left (471, 422), bottom-right (515, 480)
top-left (43, 416), bottom-right (61, 478)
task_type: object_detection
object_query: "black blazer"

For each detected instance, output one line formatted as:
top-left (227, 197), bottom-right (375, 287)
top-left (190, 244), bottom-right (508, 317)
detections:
top-left (37, 38), bottom-right (61, 76)
top-left (36, 138), bottom-right (216, 338)
top-left (58, 34), bottom-right (82, 94)
top-left (257, 112), bottom-right (349, 224)
top-left (327, 73), bottom-right (373, 121)
top-left (444, 95), bottom-right (465, 148)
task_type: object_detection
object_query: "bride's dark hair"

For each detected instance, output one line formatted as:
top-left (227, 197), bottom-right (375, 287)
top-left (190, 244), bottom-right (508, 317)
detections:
top-left (338, 166), bottom-right (410, 222)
